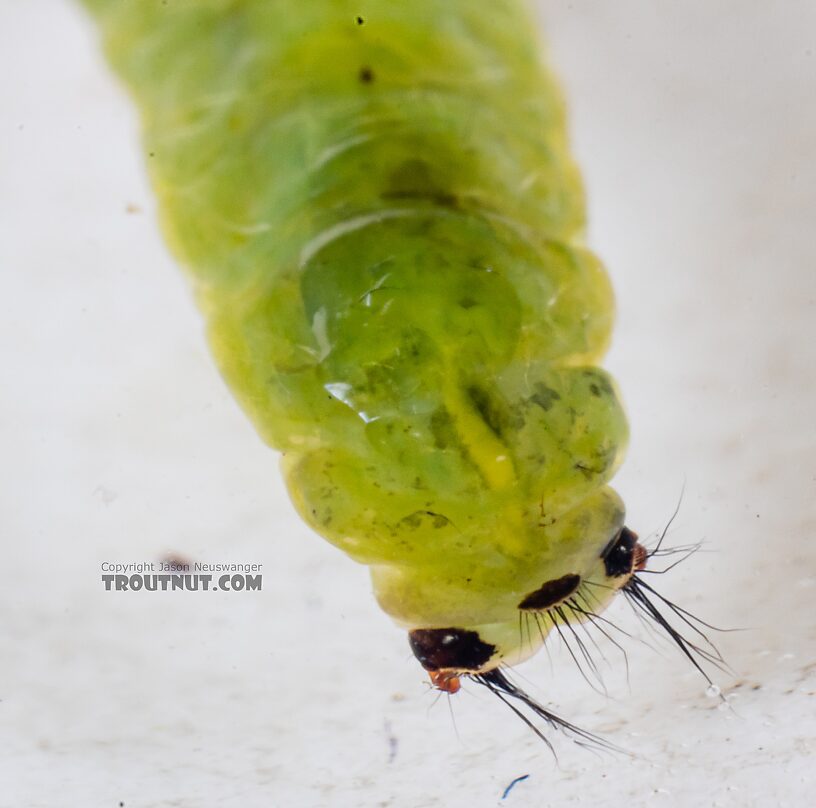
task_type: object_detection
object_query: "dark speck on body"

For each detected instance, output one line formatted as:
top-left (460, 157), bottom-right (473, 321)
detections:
top-left (529, 383), bottom-right (561, 411)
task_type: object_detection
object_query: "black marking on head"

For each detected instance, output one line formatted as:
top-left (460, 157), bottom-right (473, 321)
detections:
top-left (518, 573), bottom-right (581, 611)
top-left (408, 628), bottom-right (495, 672)
top-left (601, 526), bottom-right (639, 577)
top-left (358, 65), bottom-right (375, 83)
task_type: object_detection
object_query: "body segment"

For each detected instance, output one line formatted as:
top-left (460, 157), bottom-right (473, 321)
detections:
top-left (85, 0), bottom-right (630, 679)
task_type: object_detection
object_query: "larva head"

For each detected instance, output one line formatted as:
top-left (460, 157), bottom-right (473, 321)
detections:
top-left (404, 524), bottom-right (648, 683)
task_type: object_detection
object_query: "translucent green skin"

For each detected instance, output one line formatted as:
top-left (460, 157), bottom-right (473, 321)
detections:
top-left (85, 0), bottom-right (629, 669)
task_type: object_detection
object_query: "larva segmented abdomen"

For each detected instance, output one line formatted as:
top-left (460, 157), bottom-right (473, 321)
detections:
top-left (86, 0), bottom-right (628, 656)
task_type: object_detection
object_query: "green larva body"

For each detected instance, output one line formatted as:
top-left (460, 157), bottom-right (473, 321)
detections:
top-left (85, 1), bottom-right (629, 677)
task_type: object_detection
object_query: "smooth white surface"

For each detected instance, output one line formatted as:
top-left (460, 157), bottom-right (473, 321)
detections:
top-left (1, 2), bottom-right (815, 806)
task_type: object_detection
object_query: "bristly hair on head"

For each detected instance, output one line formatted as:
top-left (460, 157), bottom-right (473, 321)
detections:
top-left (469, 667), bottom-right (628, 757)
top-left (620, 490), bottom-right (732, 694)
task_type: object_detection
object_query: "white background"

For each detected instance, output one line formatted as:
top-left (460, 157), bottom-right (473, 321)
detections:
top-left (1, 2), bottom-right (815, 806)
